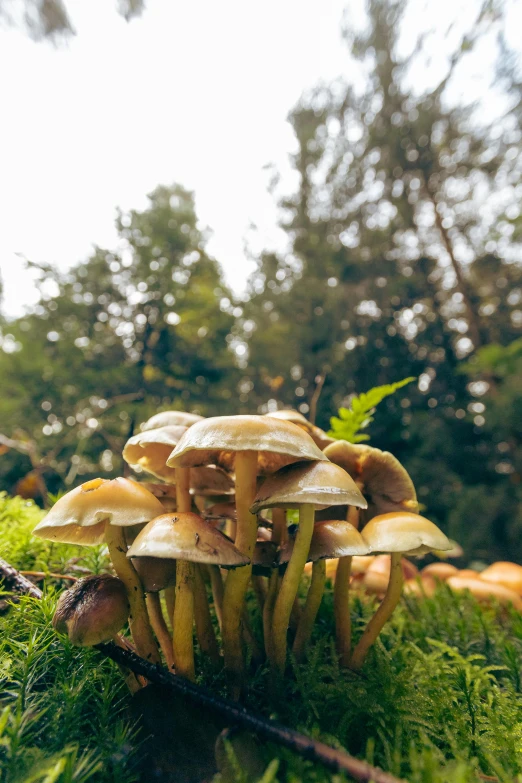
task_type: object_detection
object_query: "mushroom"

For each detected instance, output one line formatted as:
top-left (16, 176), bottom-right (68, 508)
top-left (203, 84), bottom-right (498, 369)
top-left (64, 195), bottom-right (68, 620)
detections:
top-left (446, 575), bottom-right (522, 611)
top-left (349, 511), bottom-right (450, 670)
top-left (360, 555), bottom-right (418, 597)
top-left (323, 439), bottom-right (418, 666)
top-left (128, 511), bottom-right (249, 679)
top-left (479, 562), bottom-right (522, 596)
top-left (421, 562), bottom-right (459, 581)
top-left (250, 460), bottom-right (366, 675)
top-left (123, 425), bottom-right (188, 483)
top-left (33, 478), bottom-right (164, 663)
top-left (265, 409), bottom-right (334, 450)
top-left (53, 574), bottom-right (129, 646)
top-left (141, 411), bottom-right (204, 431)
top-left (280, 520), bottom-right (368, 661)
top-left (167, 414), bottom-right (326, 690)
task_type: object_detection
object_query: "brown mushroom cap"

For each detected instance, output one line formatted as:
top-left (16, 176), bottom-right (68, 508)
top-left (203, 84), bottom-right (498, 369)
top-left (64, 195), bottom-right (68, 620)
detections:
top-left (361, 512), bottom-right (451, 556)
top-left (479, 562), bottom-right (522, 596)
top-left (250, 460), bottom-right (367, 513)
top-left (132, 556), bottom-right (178, 592)
top-left (279, 519), bottom-right (368, 564)
top-left (323, 440), bottom-right (418, 523)
top-left (189, 465), bottom-right (235, 496)
top-left (127, 512), bottom-right (250, 568)
top-left (141, 411), bottom-right (204, 431)
top-left (33, 478), bottom-right (164, 545)
top-left (421, 562), bottom-right (459, 581)
top-left (166, 415), bottom-right (328, 475)
top-left (53, 574), bottom-right (129, 646)
top-left (123, 425), bottom-right (188, 482)
top-left (447, 575), bottom-right (522, 611)
top-left (265, 410), bottom-right (334, 450)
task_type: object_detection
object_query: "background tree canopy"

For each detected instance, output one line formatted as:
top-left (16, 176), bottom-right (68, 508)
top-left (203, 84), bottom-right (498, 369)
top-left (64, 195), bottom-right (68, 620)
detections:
top-left (0, 0), bottom-right (521, 563)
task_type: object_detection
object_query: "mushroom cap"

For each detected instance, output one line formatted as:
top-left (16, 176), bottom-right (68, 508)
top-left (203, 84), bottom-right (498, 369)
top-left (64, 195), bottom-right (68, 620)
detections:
top-left (250, 460), bottom-right (367, 513)
top-left (458, 569), bottom-right (481, 579)
top-left (480, 562), bottom-right (522, 596)
top-left (203, 502), bottom-right (237, 521)
top-left (166, 415), bottom-right (328, 475)
top-left (132, 556), bottom-right (177, 592)
top-left (351, 555), bottom-right (376, 575)
top-left (189, 465), bottom-right (235, 496)
top-left (361, 512), bottom-right (451, 556)
top-left (366, 553), bottom-right (419, 580)
top-left (252, 541), bottom-right (279, 574)
top-left (404, 575), bottom-right (437, 598)
top-left (53, 574), bottom-right (129, 646)
top-left (279, 519), bottom-right (368, 564)
top-left (265, 410), bottom-right (334, 450)
top-left (141, 411), bottom-right (204, 431)
top-left (127, 512), bottom-right (250, 568)
top-left (421, 562), bottom-right (459, 581)
top-left (323, 441), bottom-right (418, 523)
top-left (123, 425), bottom-right (188, 482)
top-left (447, 575), bottom-right (522, 611)
top-left (33, 478), bottom-right (164, 545)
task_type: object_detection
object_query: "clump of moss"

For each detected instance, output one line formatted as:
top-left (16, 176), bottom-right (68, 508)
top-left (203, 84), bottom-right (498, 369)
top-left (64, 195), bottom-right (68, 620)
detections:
top-left (2, 493), bottom-right (522, 783)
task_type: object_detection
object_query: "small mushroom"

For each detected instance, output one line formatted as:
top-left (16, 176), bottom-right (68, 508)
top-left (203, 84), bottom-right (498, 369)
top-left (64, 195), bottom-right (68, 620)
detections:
top-left (251, 460), bottom-right (366, 676)
top-left (141, 411), bottom-right (204, 431)
top-left (167, 414), bottom-right (326, 691)
top-left (349, 512), bottom-right (451, 670)
top-left (128, 512), bottom-right (249, 680)
top-left (447, 575), bottom-right (522, 611)
top-left (421, 562), bottom-right (459, 581)
top-left (265, 409), bottom-right (334, 449)
top-left (53, 574), bottom-right (129, 646)
top-left (32, 478), bottom-right (164, 663)
top-left (479, 562), bottom-right (522, 596)
top-left (123, 425), bottom-right (188, 483)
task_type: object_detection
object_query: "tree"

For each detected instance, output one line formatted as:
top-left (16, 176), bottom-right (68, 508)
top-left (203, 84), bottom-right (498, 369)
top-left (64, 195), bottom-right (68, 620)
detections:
top-left (241, 0), bottom-right (522, 559)
top-left (0, 184), bottom-right (239, 499)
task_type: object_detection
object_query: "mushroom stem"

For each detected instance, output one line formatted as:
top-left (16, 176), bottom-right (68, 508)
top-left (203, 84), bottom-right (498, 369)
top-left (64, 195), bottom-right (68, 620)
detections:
top-left (349, 552), bottom-right (404, 671)
top-left (222, 450), bottom-right (258, 694)
top-left (208, 565), bottom-right (224, 629)
top-left (105, 526), bottom-right (160, 664)
top-left (172, 466), bottom-right (196, 679)
top-left (334, 505), bottom-right (359, 667)
top-left (334, 556), bottom-right (353, 667)
top-left (165, 586), bottom-right (176, 628)
top-left (271, 504), bottom-right (314, 676)
top-left (263, 570), bottom-right (278, 660)
top-left (252, 575), bottom-right (267, 612)
top-left (272, 507), bottom-right (287, 546)
top-left (146, 592), bottom-right (175, 671)
top-left (194, 565), bottom-right (220, 666)
top-left (172, 559), bottom-right (196, 680)
top-left (292, 559), bottom-right (326, 662)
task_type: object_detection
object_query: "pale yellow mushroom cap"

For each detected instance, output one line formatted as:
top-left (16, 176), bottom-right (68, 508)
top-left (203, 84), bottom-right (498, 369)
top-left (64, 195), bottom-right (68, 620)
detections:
top-left (479, 562), bottom-right (522, 596)
top-left (361, 511), bottom-right (451, 556)
top-left (323, 440), bottom-right (418, 523)
top-left (32, 478), bottom-right (164, 545)
top-left (123, 425), bottom-right (188, 482)
top-left (421, 562), bottom-right (459, 581)
top-left (250, 460), bottom-right (367, 513)
top-left (265, 410), bottom-right (334, 449)
top-left (166, 415), bottom-right (328, 475)
top-left (141, 411), bottom-right (204, 431)
top-left (280, 519), bottom-right (368, 564)
top-left (447, 575), bottom-right (522, 611)
top-left (127, 511), bottom-right (250, 568)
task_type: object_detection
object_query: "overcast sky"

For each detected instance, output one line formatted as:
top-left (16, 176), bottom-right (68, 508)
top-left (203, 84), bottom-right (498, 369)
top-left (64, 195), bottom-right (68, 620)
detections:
top-left (0, 0), bottom-right (518, 317)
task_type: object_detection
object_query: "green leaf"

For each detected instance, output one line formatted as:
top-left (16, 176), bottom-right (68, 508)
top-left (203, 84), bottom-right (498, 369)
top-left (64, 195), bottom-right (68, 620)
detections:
top-left (328, 377), bottom-right (415, 443)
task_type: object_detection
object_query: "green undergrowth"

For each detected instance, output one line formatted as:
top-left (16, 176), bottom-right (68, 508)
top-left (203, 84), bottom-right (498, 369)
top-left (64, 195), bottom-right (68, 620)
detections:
top-left (2, 493), bottom-right (522, 783)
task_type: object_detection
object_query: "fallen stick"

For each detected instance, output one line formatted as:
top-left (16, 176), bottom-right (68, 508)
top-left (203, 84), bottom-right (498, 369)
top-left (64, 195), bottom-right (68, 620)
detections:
top-left (1, 556), bottom-right (405, 783)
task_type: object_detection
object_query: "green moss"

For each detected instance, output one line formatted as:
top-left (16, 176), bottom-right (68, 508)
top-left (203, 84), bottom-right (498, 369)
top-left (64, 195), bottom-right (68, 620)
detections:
top-left (2, 494), bottom-right (522, 782)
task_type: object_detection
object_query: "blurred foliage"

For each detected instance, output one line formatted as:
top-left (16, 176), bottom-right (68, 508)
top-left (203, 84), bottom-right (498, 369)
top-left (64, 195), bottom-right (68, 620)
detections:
top-left (0, 0), bottom-right (521, 564)
top-left (329, 377), bottom-right (415, 442)
top-left (0, 0), bottom-right (145, 42)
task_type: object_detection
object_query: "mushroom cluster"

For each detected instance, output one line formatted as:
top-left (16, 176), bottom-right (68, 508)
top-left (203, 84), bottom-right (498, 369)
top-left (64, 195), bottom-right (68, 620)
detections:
top-left (34, 408), bottom-right (452, 695)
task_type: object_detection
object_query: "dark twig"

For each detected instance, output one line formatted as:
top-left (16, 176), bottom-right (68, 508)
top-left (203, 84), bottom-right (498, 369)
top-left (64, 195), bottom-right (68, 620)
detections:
top-left (1, 556), bottom-right (405, 783)
top-left (309, 371), bottom-right (327, 425)
top-left (0, 557), bottom-right (43, 599)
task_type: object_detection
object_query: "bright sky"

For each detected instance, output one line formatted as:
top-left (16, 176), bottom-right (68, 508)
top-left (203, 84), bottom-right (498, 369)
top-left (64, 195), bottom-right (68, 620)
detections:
top-left (0, 0), bottom-right (518, 317)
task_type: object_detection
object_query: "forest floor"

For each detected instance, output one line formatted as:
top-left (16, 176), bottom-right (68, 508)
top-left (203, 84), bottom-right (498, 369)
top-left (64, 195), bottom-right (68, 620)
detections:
top-left (1, 492), bottom-right (522, 783)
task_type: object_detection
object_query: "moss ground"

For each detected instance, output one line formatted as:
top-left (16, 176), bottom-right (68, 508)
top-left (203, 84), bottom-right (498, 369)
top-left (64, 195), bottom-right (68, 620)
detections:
top-left (1, 493), bottom-right (522, 783)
